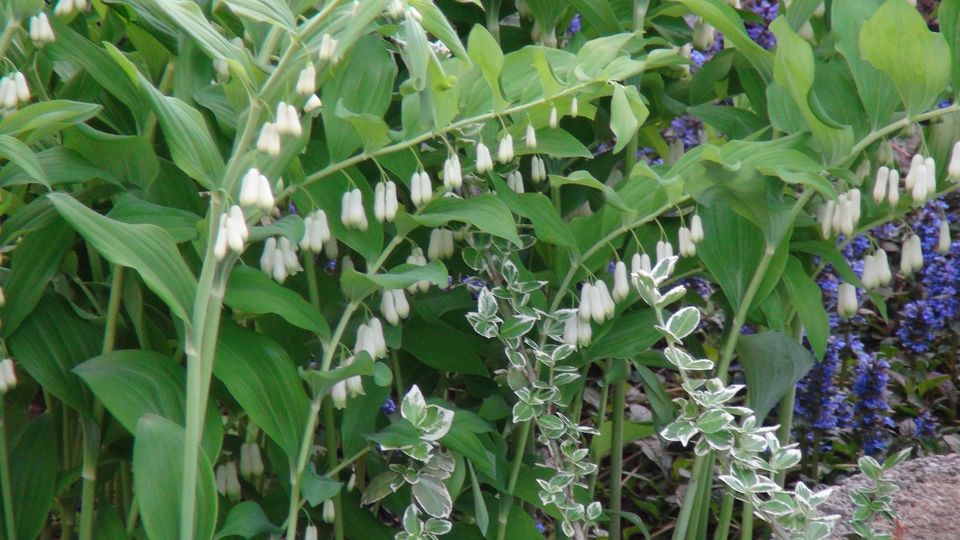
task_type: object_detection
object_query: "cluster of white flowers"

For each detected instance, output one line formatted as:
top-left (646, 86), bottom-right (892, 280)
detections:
top-left (54, 0), bottom-right (89, 16)
top-left (300, 209), bottom-right (332, 253)
top-left (373, 181), bottom-right (400, 222)
top-left (406, 247), bottom-right (431, 293)
top-left (340, 188), bottom-right (368, 230)
top-left (260, 237), bottom-right (302, 283)
top-left (29, 13), bottom-right (55, 46)
top-left (678, 214), bottom-right (704, 257)
top-left (871, 165), bottom-right (900, 206)
top-left (655, 239), bottom-right (675, 264)
top-left (331, 319), bottom-right (388, 408)
top-left (214, 206), bottom-right (249, 260)
top-left (238, 441), bottom-right (264, 478)
top-left (274, 101), bottom-right (303, 137)
top-left (0, 360), bottom-right (17, 394)
top-left (410, 170), bottom-right (433, 207)
top-left (381, 289), bottom-right (410, 325)
top-left (427, 229), bottom-right (455, 260)
top-left (238, 168), bottom-right (275, 211)
top-left (899, 234), bottom-right (924, 276)
top-left (531, 155), bottom-right (547, 182)
top-left (0, 72), bottom-right (30, 111)
top-left (505, 170), bottom-right (524, 193)
top-left (215, 462), bottom-right (241, 499)
top-left (818, 188), bottom-right (862, 238)
top-left (860, 250), bottom-right (892, 289)
top-left (904, 153), bottom-right (938, 204)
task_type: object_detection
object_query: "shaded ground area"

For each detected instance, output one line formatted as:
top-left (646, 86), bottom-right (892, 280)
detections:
top-left (821, 453), bottom-right (960, 539)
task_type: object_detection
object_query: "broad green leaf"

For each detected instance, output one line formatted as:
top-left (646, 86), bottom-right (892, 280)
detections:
top-left (335, 101), bottom-right (391, 153)
top-left (403, 15), bottom-right (432, 93)
top-left (223, 0), bottom-right (295, 28)
top-left (0, 147), bottom-right (118, 188)
top-left (127, 0), bottom-right (248, 70)
top-left (737, 331), bottom-right (815, 420)
top-left (411, 475), bottom-right (453, 518)
top-left (0, 135), bottom-right (49, 189)
top-left (107, 194), bottom-right (200, 243)
top-left (567, 0), bottom-right (622, 35)
top-left (7, 415), bottom-right (58, 540)
top-left (770, 17), bottom-right (853, 163)
top-left (322, 36), bottom-right (397, 161)
top-left (549, 171), bottom-right (631, 212)
top-left (106, 43), bottom-right (225, 188)
top-left (610, 84), bottom-right (649, 154)
top-left (297, 168), bottom-right (384, 262)
top-left (300, 353), bottom-right (375, 399)
top-left (687, 104), bottom-right (768, 140)
top-left (74, 350), bottom-right (223, 462)
top-left (7, 297), bottom-right (98, 413)
top-left (831, 0), bottom-right (900, 129)
top-left (215, 502), bottom-right (281, 539)
top-left (586, 309), bottom-right (660, 361)
top-left (402, 317), bottom-right (489, 376)
top-left (412, 194), bottom-right (521, 246)
top-left (781, 257), bottom-right (829, 359)
top-left (301, 470), bottom-right (342, 507)
top-left (467, 462), bottom-right (490, 535)
top-left (134, 415), bottom-right (218, 540)
top-left (64, 125), bottom-right (159, 187)
top-left (0, 219), bottom-right (73, 337)
top-left (407, 0), bottom-right (469, 61)
top-left (513, 128), bottom-right (592, 159)
top-left (673, 0), bottom-right (773, 81)
top-left (467, 25), bottom-right (507, 110)
top-left (940, 0), bottom-right (960, 94)
top-left (49, 193), bottom-right (197, 323)
top-left (785, 0), bottom-right (825, 30)
top-left (0, 100), bottom-right (101, 142)
top-left (665, 307), bottom-right (701, 340)
top-left (225, 266), bottom-right (331, 339)
top-left (214, 323), bottom-right (311, 462)
top-left (340, 261), bottom-right (448, 300)
top-left (490, 175), bottom-right (576, 248)
top-left (859, 0), bottom-right (951, 117)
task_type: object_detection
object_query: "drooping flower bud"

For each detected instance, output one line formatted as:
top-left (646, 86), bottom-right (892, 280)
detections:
top-left (531, 156), bottom-right (546, 182)
top-left (876, 249), bottom-right (892, 286)
top-left (589, 282), bottom-right (607, 323)
top-left (331, 380), bottom-right (348, 409)
top-left (318, 33), bottom-right (339, 63)
top-left (819, 200), bottom-right (836, 239)
top-left (417, 171), bottom-right (433, 207)
top-left (837, 283), bottom-right (858, 318)
top-left (296, 63), bottom-right (316, 95)
top-left (549, 105), bottom-right (558, 128)
top-left (214, 215), bottom-right (230, 261)
top-left (873, 166), bottom-right (889, 204)
top-left (678, 227), bottom-right (696, 257)
top-left (563, 317), bottom-right (579, 347)
top-left (381, 289), bottom-right (399, 325)
top-left (476, 142), bottom-right (493, 173)
top-left (279, 237), bottom-right (302, 275)
top-left (507, 171), bottom-right (524, 193)
top-left (948, 141), bottom-right (960, 179)
top-left (239, 442), bottom-right (264, 478)
top-left (322, 499), bottom-right (336, 523)
top-left (692, 18), bottom-right (715, 50)
top-left (304, 94), bottom-right (323, 113)
top-left (690, 214), bottom-right (704, 243)
top-left (55, 0), bottom-right (77, 16)
top-left (443, 154), bottom-right (462, 189)
top-left (525, 124), bottom-right (537, 149)
top-left (570, 96), bottom-right (578, 118)
top-left (612, 261), bottom-right (629, 302)
top-left (305, 525), bottom-right (319, 540)
top-left (905, 154), bottom-right (923, 190)
top-left (239, 168), bottom-right (261, 207)
top-left (578, 282), bottom-right (593, 322)
top-left (256, 174), bottom-right (274, 211)
top-left (848, 188), bottom-right (861, 226)
top-left (392, 289), bottom-right (410, 320)
top-left (216, 462), bottom-right (241, 500)
top-left (260, 237), bottom-right (278, 277)
top-left (938, 220), bottom-right (951, 254)
top-left (29, 13), bottom-right (56, 46)
top-left (497, 134), bottom-right (514, 164)
top-left (911, 164), bottom-right (928, 203)
top-left (374, 182), bottom-right (387, 223)
top-left (924, 156), bottom-right (937, 195)
top-left (887, 169), bottom-right (900, 206)
top-left (256, 122), bottom-right (281, 156)
top-left (0, 359), bottom-right (17, 394)
top-left (861, 254), bottom-right (878, 289)
top-left (227, 206), bottom-right (248, 253)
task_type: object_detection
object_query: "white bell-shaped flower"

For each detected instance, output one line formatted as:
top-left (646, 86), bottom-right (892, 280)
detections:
top-left (612, 261), bottom-right (629, 301)
top-left (549, 105), bottom-right (558, 128)
top-left (525, 124), bottom-right (537, 149)
top-left (296, 63), bottom-right (316, 95)
top-left (444, 154), bottom-right (462, 189)
top-left (256, 122), bottom-right (281, 156)
top-left (497, 134), bottom-right (514, 164)
top-left (938, 220), bottom-right (951, 254)
top-left (949, 141), bottom-right (960, 179)
top-left (476, 142), bottom-right (493, 173)
top-left (304, 94), bottom-right (323, 113)
top-left (873, 166), bottom-right (889, 204)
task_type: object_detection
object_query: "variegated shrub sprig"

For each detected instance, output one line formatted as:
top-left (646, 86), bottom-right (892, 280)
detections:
top-left (362, 385), bottom-right (456, 540)
top-left (466, 247), bottom-right (601, 540)
top-left (633, 257), bottom-right (838, 540)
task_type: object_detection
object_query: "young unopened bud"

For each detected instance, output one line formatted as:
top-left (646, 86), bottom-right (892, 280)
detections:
top-left (549, 105), bottom-right (558, 128)
top-left (905, 154), bottom-right (923, 190)
top-left (861, 254), bottom-right (878, 289)
top-left (318, 33), bottom-right (339, 63)
top-left (55, 0), bottom-right (77, 16)
top-left (381, 289), bottom-right (399, 325)
top-left (374, 182), bottom-right (387, 223)
top-left (887, 169), bottom-right (900, 206)
top-left (256, 174), bottom-right (274, 211)
top-left (876, 249), bottom-right (892, 286)
top-left (678, 227), bottom-right (696, 257)
top-left (690, 214), bottom-right (704, 243)
top-left (525, 124), bottom-right (537, 149)
top-left (612, 261), bottom-right (629, 301)
top-left (392, 289), bottom-right (409, 320)
top-left (873, 166), bottom-right (889, 204)
top-left (297, 63), bottom-right (316, 95)
top-left (596, 281), bottom-right (615, 319)
top-left (331, 380), bottom-right (348, 409)
top-left (497, 134), bottom-right (514, 163)
top-left (386, 0), bottom-right (405, 19)
top-left (938, 220), bottom-right (951, 254)
top-left (848, 188), bottom-right (861, 226)
top-left (214, 215), bottom-right (229, 261)
top-left (260, 237), bottom-right (278, 277)
top-left (279, 237), bottom-right (301, 274)
top-left (837, 283), bottom-right (858, 318)
top-left (570, 96), bottom-right (579, 118)
top-left (30, 13), bottom-right (56, 46)
top-left (239, 168), bottom-right (261, 207)
top-left (322, 499), bottom-right (336, 523)
top-left (227, 206), bottom-right (248, 253)
top-left (563, 317), bottom-right (579, 347)
top-left (949, 141), bottom-right (960, 179)
top-left (304, 94), bottom-right (323, 113)
top-left (578, 282), bottom-right (593, 323)
top-left (256, 122), bottom-right (281, 156)
top-left (0, 359), bottom-right (16, 394)
top-left (877, 139), bottom-right (894, 166)
top-left (589, 283), bottom-right (607, 323)
top-left (507, 171), bottom-right (524, 193)
top-left (911, 164), bottom-right (929, 203)
top-left (924, 156), bottom-right (937, 195)
top-left (693, 18), bottom-right (715, 50)
top-left (444, 154), bottom-right (462, 189)
top-left (305, 525), bottom-right (319, 540)
top-left (656, 240), bottom-right (674, 265)
top-left (820, 200), bottom-right (836, 239)
top-left (7, 72), bottom-right (30, 106)
top-left (216, 462), bottom-right (241, 499)
top-left (839, 198), bottom-right (855, 236)
top-left (341, 189), bottom-right (367, 230)
top-left (476, 142), bottom-right (493, 173)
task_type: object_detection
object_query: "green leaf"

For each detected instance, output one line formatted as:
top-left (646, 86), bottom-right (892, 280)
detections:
top-left (215, 502), bottom-right (281, 539)
top-left (73, 350), bottom-right (223, 462)
top-left (127, 0), bottom-right (248, 70)
top-left (407, 0), bottom-right (469, 61)
top-left (859, 0), bottom-right (951, 117)
top-left (335, 101), bottom-right (391, 153)
top-left (64, 125), bottom-right (159, 187)
top-left (590, 420), bottom-right (655, 460)
top-left (413, 194), bottom-right (520, 246)
top-left (6, 415), bottom-right (57, 540)
top-left (567, 0), bottom-right (622, 35)
top-left (781, 257), bottom-right (829, 359)
top-left (322, 36), bottom-right (397, 161)
top-left (134, 415), bottom-right (218, 540)
top-left (467, 25), bottom-right (506, 110)
top-left (688, 104), bottom-right (768, 139)
top-left (49, 193), bottom-right (197, 324)
top-left (300, 353), bottom-right (375, 399)
top-left (737, 331), bottom-right (815, 420)
top-left (940, 0), bottom-right (960, 95)
top-left (490, 175), bottom-right (575, 248)
top-left (0, 135), bottom-right (49, 189)
top-left (402, 317), bottom-right (489, 376)
top-left (549, 171), bottom-right (632, 212)
top-left (0, 218), bottom-right (73, 337)
top-left (0, 99), bottom-right (101, 141)
top-left (222, 0), bottom-right (295, 28)
top-left (665, 307), bottom-right (701, 340)
top-left (770, 17), bottom-right (853, 163)
top-left (515, 128), bottom-right (592, 159)
top-left (214, 323), bottom-right (311, 463)
top-left (673, 0), bottom-right (773, 81)
top-left (412, 474), bottom-right (453, 518)
top-left (467, 462), bottom-right (490, 536)
top-left (105, 43), bottom-right (225, 188)
top-left (301, 470), bottom-right (342, 507)
top-left (7, 297), bottom-right (98, 414)
top-left (340, 261), bottom-right (448, 300)
top-left (107, 194), bottom-right (200, 243)
top-left (225, 267), bottom-right (331, 339)
top-left (0, 147), bottom-right (118, 188)
top-left (586, 309), bottom-right (660, 361)
top-left (610, 84), bottom-right (649, 153)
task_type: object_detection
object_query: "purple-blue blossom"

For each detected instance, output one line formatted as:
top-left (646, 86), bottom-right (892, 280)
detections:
top-left (851, 354), bottom-right (895, 455)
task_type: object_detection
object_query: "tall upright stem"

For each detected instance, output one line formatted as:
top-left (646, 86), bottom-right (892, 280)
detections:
top-left (496, 419), bottom-right (531, 540)
top-left (0, 403), bottom-right (16, 540)
top-left (608, 365), bottom-right (628, 540)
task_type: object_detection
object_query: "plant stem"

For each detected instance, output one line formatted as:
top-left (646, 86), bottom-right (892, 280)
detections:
top-left (609, 366), bottom-right (628, 540)
top-left (496, 418), bottom-right (531, 540)
top-left (671, 453), bottom-right (705, 540)
top-left (323, 401), bottom-right (344, 540)
top-left (714, 493), bottom-right (735, 540)
top-left (840, 105), bottom-right (960, 166)
top-left (741, 504), bottom-right (754, 540)
top-left (0, 402), bottom-right (16, 540)
top-left (285, 398), bottom-right (322, 540)
top-left (0, 16), bottom-right (19, 66)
